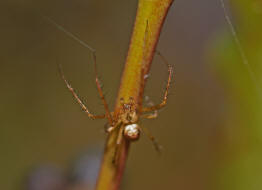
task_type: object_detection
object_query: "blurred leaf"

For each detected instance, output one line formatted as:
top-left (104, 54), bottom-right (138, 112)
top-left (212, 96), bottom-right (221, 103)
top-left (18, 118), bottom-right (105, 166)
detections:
top-left (212, 0), bottom-right (262, 189)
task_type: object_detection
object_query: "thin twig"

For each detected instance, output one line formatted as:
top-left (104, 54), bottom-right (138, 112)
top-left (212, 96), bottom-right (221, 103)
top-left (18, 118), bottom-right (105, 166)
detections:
top-left (95, 0), bottom-right (174, 189)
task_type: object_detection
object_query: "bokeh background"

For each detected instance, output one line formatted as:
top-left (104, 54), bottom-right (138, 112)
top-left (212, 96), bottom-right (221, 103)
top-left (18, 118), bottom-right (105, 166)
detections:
top-left (1, 0), bottom-right (262, 190)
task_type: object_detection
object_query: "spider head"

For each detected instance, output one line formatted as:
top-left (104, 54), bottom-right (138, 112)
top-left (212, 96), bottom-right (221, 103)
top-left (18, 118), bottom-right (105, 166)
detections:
top-left (123, 123), bottom-right (140, 141)
top-left (119, 97), bottom-right (138, 124)
top-left (120, 97), bottom-right (135, 111)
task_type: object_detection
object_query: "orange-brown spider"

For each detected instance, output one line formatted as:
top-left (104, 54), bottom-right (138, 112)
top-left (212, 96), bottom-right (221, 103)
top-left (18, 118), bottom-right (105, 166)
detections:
top-left (59, 50), bottom-right (173, 151)
top-left (46, 16), bottom-right (173, 151)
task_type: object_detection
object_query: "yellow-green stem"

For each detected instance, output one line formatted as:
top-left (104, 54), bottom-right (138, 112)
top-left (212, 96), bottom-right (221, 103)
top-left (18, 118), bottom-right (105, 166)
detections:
top-left (95, 1), bottom-right (173, 190)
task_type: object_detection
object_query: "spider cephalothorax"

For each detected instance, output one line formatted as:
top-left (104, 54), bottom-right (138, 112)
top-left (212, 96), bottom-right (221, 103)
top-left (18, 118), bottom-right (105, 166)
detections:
top-left (118, 97), bottom-right (140, 141)
top-left (119, 97), bottom-right (138, 124)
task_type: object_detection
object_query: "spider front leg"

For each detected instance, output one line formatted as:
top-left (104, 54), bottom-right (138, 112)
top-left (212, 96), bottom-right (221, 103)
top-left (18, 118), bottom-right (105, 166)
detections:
top-left (91, 52), bottom-right (114, 125)
top-left (58, 64), bottom-right (105, 120)
top-left (45, 17), bottom-right (113, 124)
top-left (141, 51), bottom-right (174, 115)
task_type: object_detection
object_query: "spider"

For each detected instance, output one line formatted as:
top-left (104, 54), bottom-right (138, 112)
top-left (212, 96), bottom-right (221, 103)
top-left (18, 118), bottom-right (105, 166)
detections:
top-left (59, 50), bottom-right (173, 152)
top-left (45, 16), bottom-right (173, 151)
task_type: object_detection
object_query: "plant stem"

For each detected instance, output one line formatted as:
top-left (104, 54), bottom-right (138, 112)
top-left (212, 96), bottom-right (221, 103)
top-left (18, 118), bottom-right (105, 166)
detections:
top-left (95, 0), bottom-right (174, 189)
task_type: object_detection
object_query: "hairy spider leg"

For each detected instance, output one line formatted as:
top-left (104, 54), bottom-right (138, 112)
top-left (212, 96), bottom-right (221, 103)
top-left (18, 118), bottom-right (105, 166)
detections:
top-left (58, 64), bottom-right (105, 119)
top-left (91, 52), bottom-right (114, 125)
top-left (44, 16), bottom-right (114, 125)
top-left (142, 51), bottom-right (173, 114)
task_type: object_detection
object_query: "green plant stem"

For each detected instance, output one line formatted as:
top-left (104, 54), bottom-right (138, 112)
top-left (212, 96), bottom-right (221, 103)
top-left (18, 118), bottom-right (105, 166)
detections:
top-left (95, 1), bottom-right (174, 190)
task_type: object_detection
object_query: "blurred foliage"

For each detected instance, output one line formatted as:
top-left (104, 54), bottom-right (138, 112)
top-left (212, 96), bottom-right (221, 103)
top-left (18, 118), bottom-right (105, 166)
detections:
top-left (1, 0), bottom-right (262, 190)
top-left (211, 0), bottom-right (262, 189)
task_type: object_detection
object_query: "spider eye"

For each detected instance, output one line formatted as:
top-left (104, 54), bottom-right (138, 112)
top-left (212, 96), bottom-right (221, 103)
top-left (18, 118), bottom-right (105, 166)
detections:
top-left (123, 124), bottom-right (140, 141)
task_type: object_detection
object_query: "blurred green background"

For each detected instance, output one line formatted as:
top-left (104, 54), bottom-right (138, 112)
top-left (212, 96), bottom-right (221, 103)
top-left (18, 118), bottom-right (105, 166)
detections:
top-left (1, 0), bottom-right (262, 190)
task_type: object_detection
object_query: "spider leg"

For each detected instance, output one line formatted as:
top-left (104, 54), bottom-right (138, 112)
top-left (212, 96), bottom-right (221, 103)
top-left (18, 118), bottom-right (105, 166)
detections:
top-left (91, 52), bottom-right (114, 126)
top-left (112, 125), bottom-right (124, 164)
top-left (58, 64), bottom-right (105, 119)
top-left (44, 16), bottom-right (113, 124)
top-left (116, 126), bottom-right (124, 145)
top-left (142, 51), bottom-right (173, 113)
top-left (140, 96), bottom-right (158, 119)
top-left (107, 120), bottom-right (121, 133)
top-left (140, 125), bottom-right (162, 153)
top-left (140, 111), bottom-right (158, 119)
